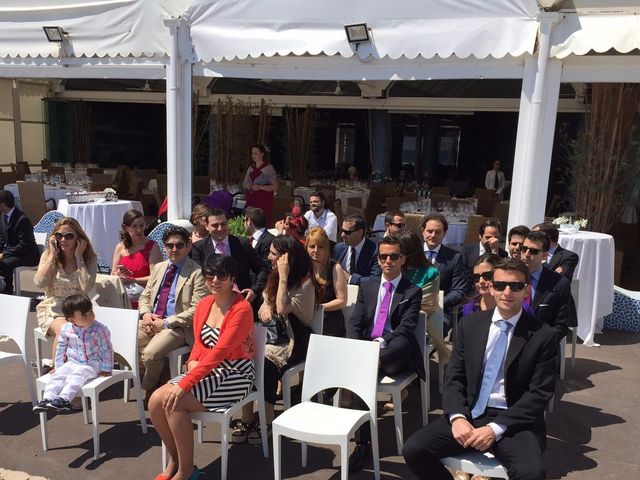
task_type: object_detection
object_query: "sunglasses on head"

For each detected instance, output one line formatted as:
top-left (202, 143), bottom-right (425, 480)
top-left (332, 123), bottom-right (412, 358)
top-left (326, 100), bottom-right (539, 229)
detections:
top-left (164, 241), bottom-right (186, 250)
top-left (378, 253), bottom-right (404, 261)
top-left (54, 232), bottom-right (77, 241)
top-left (520, 245), bottom-right (542, 255)
top-left (472, 271), bottom-right (493, 283)
top-left (492, 281), bottom-right (527, 292)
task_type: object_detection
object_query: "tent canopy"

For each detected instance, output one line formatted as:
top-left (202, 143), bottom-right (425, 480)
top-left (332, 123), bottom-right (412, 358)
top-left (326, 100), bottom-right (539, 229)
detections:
top-left (0, 0), bottom-right (189, 59)
top-left (185, 0), bottom-right (542, 63)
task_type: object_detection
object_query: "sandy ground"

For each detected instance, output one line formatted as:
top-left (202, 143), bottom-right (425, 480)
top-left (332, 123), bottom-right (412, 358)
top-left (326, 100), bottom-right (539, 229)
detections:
top-left (0, 470), bottom-right (47, 480)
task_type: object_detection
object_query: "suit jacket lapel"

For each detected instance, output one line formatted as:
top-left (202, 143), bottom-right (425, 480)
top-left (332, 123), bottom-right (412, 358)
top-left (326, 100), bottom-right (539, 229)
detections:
top-left (389, 277), bottom-right (406, 317)
top-left (175, 259), bottom-right (190, 298)
top-left (532, 270), bottom-right (547, 310)
top-left (468, 312), bottom-right (492, 388)
top-left (505, 312), bottom-right (532, 370)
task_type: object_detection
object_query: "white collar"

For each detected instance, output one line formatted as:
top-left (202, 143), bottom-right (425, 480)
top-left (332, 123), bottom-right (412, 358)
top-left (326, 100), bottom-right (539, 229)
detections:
top-left (491, 307), bottom-right (522, 328)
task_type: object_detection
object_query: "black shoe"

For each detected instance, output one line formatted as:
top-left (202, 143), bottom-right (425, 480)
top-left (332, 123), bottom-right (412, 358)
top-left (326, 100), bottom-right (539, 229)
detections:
top-left (47, 398), bottom-right (72, 412)
top-left (32, 399), bottom-right (51, 413)
top-left (348, 442), bottom-right (371, 473)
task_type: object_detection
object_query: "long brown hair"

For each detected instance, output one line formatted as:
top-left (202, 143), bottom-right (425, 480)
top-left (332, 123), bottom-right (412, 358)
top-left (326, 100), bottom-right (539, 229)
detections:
top-left (49, 217), bottom-right (97, 267)
top-left (119, 209), bottom-right (144, 249)
top-left (264, 235), bottom-right (313, 308)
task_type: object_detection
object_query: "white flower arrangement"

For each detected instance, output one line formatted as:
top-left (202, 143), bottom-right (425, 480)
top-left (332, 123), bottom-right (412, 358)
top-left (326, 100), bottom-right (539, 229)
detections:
top-left (103, 188), bottom-right (116, 194)
top-left (552, 216), bottom-right (570, 226)
top-left (553, 216), bottom-right (588, 232)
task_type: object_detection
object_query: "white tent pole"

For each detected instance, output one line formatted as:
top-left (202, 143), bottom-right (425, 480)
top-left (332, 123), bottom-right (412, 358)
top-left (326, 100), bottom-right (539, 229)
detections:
top-left (164, 17), bottom-right (180, 222)
top-left (179, 21), bottom-right (193, 219)
top-left (508, 12), bottom-right (560, 231)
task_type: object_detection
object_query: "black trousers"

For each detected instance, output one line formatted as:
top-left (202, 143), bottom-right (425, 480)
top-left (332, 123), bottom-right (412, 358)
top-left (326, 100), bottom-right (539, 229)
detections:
top-left (402, 410), bottom-right (545, 480)
top-left (354, 334), bottom-right (412, 444)
top-left (0, 256), bottom-right (37, 294)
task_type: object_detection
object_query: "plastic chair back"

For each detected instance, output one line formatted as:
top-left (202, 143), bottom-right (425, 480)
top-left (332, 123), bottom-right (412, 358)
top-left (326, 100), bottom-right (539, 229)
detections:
top-left (0, 294), bottom-right (31, 360)
top-left (33, 211), bottom-right (65, 234)
top-left (147, 222), bottom-right (175, 260)
top-left (343, 284), bottom-right (359, 324)
top-left (92, 306), bottom-right (140, 371)
top-left (252, 325), bottom-right (267, 397)
top-left (310, 305), bottom-right (324, 335)
top-left (301, 334), bottom-right (380, 412)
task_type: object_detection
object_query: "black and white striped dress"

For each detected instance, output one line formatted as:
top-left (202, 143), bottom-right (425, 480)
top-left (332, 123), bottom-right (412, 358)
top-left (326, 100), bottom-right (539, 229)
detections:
top-left (169, 324), bottom-right (255, 411)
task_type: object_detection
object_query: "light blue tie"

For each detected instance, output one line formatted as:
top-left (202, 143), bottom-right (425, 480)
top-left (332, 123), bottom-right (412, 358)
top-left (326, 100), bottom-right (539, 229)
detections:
top-left (471, 320), bottom-right (513, 419)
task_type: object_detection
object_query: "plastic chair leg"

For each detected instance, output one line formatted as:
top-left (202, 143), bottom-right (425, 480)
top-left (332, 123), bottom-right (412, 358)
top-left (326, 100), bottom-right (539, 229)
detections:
top-left (301, 441), bottom-right (308, 468)
top-left (273, 430), bottom-right (282, 480)
top-left (571, 327), bottom-right (577, 367)
top-left (89, 393), bottom-right (100, 460)
top-left (340, 439), bottom-right (349, 480)
top-left (370, 421), bottom-right (381, 480)
top-left (221, 422), bottom-right (229, 480)
top-left (39, 411), bottom-right (48, 451)
top-left (392, 390), bottom-right (404, 455)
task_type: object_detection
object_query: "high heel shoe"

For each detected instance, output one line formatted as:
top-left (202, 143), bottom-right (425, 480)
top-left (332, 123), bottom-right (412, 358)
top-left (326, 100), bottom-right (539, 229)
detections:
top-left (153, 475), bottom-right (170, 480)
top-left (188, 466), bottom-right (201, 480)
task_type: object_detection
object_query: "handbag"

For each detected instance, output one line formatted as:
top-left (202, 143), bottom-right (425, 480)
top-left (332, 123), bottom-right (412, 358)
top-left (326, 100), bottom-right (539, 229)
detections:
top-left (263, 314), bottom-right (290, 345)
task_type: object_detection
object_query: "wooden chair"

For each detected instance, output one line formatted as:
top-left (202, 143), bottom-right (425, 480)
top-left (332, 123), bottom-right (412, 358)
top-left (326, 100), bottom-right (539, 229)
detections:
top-left (89, 173), bottom-right (113, 185)
top-left (384, 197), bottom-right (404, 211)
top-left (113, 165), bottom-right (128, 190)
top-left (347, 197), bottom-right (362, 209)
top-left (476, 197), bottom-right (497, 217)
top-left (16, 181), bottom-right (55, 224)
top-left (11, 162), bottom-right (30, 180)
top-left (276, 183), bottom-right (293, 197)
top-left (474, 188), bottom-right (496, 199)
top-left (193, 175), bottom-right (211, 196)
top-left (272, 196), bottom-right (294, 224)
top-left (464, 216), bottom-right (493, 244)
top-left (86, 167), bottom-right (104, 176)
top-left (431, 186), bottom-right (450, 196)
top-left (0, 172), bottom-right (18, 187)
top-left (492, 202), bottom-right (509, 237)
top-left (90, 180), bottom-right (113, 191)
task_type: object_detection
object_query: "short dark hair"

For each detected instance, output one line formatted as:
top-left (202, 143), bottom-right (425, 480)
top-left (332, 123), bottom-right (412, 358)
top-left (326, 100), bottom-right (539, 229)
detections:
top-left (422, 213), bottom-right (448, 232)
top-left (379, 235), bottom-right (404, 254)
top-left (533, 222), bottom-right (559, 244)
top-left (525, 230), bottom-right (550, 252)
top-left (343, 214), bottom-right (366, 232)
top-left (0, 190), bottom-right (16, 209)
top-left (162, 226), bottom-right (190, 244)
top-left (309, 192), bottom-right (326, 205)
top-left (61, 293), bottom-right (93, 319)
top-left (244, 207), bottom-right (266, 229)
top-left (202, 253), bottom-right (239, 281)
top-left (206, 208), bottom-right (227, 220)
top-left (479, 219), bottom-right (501, 236)
top-left (474, 253), bottom-right (502, 268)
top-left (492, 258), bottom-right (531, 284)
top-left (508, 225), bottom-right (531, 242)
top-left (384, 210), bottom-right (405, 225)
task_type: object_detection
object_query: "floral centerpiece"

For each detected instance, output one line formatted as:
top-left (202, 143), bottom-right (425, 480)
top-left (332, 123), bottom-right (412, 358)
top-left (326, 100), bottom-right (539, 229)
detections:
top-left (103, 188), bottom-right (118, 201)
top-left (553, 216), bottom-right (588, 234)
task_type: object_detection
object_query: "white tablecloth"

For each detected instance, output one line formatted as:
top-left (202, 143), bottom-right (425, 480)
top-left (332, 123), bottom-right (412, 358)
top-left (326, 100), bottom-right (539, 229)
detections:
top-left (373, 213), bottom-right (467, 245)
top-left (3, 183), bottom-right (82, 209)
top-left (57, 199), bottom-right (144, 261)
top-left (294, 187), bottom-right (370, 214)
top-left (558, 231), bottom-right (615, 346)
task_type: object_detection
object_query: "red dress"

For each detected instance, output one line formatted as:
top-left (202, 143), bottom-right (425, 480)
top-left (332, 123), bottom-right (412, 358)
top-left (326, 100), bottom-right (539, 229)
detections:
top-left (119, 240), bottom-right (154, 308)
top-left (243, 162), bottom-right (277, 224)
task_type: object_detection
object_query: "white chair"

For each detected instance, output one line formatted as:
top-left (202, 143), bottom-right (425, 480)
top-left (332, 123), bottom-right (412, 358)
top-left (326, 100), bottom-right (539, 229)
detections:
top-left (441, 451), bottom-right (508, 479)
top-left (14, 233), bottom-right (47, 296)
top-left (33, 327), bottom-right (53, 377)
top-left (281, 305), bottom-right (324, 410)
top-left (436, 291), bottom-right (447, 393)
top-left (343, 284), bottom-right (359, 324)
top-left (161, 325), bottom-right (269, 480)
top-left (272, 334), bottom-right (381, 480)
top-left (0, 294), bottom-right (37, 405)
top-left (167, 345), bottom-right (192, 378)
top-left (377, 311), bottom-right (430, 455)
top-left (558, 279), bottom-right (579, 381)
top-left (36, 305), bottom-right (148, 460)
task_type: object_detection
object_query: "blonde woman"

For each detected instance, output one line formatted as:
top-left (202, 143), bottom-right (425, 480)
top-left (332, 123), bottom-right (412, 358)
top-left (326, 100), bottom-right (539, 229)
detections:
top-left (35, 217), bottom-right (98, 360)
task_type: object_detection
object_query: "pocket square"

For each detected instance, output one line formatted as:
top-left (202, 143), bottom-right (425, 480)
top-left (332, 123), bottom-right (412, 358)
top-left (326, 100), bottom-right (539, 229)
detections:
top-left (539, 303), bottom-right (550, 307)
top-left (397, 299), bottom-right (409, 305)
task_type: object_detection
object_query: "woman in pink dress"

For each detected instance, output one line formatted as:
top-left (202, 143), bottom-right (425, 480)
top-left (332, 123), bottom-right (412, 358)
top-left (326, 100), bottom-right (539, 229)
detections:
top-left (242, 143), bottom-right (278, 225)
top-left (111, 209), bottom-right (163, 308)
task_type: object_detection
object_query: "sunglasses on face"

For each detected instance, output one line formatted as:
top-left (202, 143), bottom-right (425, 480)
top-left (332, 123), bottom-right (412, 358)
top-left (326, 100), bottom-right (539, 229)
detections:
top-left (492, 281), bottom-right (527, 292)
top-left (378, 253), bottom-right (404, 261)
top-left (54, 232), bottom-right (77, 241)
top-left (472, 271), bottom-right (493, 283)
top-left (341, 228), bottom-right (359, 235)
top-left (520, 245), bottom-right (542, 255)
top-left (164, 241), bottom-right (186, 250)
top-left (389, 222), bottom-right (406, 229)
top-left (203, 271), bottom-right (230, 281)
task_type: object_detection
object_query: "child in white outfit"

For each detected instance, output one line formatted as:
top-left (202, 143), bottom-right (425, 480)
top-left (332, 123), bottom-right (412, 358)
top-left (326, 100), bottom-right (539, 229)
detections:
top-left (33, 293), bottom-right (113, 413)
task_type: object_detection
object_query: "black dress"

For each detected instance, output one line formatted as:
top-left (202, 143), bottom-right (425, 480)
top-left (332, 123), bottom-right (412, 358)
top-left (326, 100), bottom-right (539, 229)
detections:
top-left (318, 259), bottom-right (346, 337)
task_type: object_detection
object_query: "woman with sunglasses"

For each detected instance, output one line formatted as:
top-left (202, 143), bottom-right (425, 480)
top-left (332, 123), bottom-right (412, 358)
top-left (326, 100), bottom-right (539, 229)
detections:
top-left (235, 235), bottom-right (314, 444)
top-left (461, 253), bottom-right (502, 316)
top-left (111, 209), bottom-right (163, 308)
top-left (34, 217), bottom-right (98, 361)
top-left (149, 254), bottom-right (255, 480)
top-left (305, 226), bottom-right (347, 337)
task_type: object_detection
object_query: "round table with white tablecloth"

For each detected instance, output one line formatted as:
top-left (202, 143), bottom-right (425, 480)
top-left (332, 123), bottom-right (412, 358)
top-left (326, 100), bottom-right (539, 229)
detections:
top-left (2, 183), bottom-right (82, 209)
top-left (57, 199), bottom-right (144, 261)
top-left (558, 231), bottom-right (615, 346)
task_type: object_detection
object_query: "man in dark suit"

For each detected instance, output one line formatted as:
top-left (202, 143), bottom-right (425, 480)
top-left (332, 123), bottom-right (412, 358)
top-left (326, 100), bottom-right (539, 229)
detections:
top-left (460, 219), bottom-right (508, 270)
top-left (422, 213), bottom-right (472, 334)
top-left (403, 258), bottom-right (558, 480)
top-left (332, 213), bottom-right (381, 285)
top-left (521, 230), bottom-right (574, 341)
top-left (347, 235), bottom-right (423, 472)
top-left (243, 206), bottom-right (274, 266)
top-left (192, 208), bottom-right (269, 306)
top-left (0, 190), bottom-right (40, 294)
top-left (533, 222), bottom-right (579, 280)
top-left (507, 225), bottom-right (531, 259)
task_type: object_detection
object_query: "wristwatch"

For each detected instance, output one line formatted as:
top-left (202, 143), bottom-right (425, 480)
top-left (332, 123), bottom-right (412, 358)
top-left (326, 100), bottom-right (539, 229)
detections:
top-left (138, 312), bottom-right (147, 320)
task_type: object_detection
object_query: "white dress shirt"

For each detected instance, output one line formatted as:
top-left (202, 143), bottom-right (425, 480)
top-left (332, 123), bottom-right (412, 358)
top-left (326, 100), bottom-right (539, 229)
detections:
top-left (485, 170), bottom-right (506, 194)
top-left (304, 208), bottom-right (338, 242)
top-left (423, 242), bottom-right (442, 265)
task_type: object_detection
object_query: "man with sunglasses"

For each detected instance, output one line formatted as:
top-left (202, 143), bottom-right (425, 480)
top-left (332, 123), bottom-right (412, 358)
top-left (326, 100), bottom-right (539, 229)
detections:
top-left (383, 210), bottom-right (406, 237)
top-left (521, 231), bottom-right (574, 340)
top-left (507, 225), bottom-right (531, 259)
top-left (0, 190), bottom-right (40, 294)
top-left (192, 208), bottom-right (269, 305)
top-left (532, 222), bottom-right (579, 280)
top-left (404, 258), bottom-right (558, 480)
top-left (303, 191), bottom-right (338, 242)
top-left (332, 214), bottom-right (381, 285)
top-left (460, 219), bottom-right (508, 270)
top-left (137, 226), bottom-right (208, 401)
top-left (347, 236), bottom-right (423, 472)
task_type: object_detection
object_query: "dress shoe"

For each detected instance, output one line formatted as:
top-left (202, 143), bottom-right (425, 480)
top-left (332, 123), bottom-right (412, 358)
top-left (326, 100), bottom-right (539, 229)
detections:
top-left (348, 442), bottom-right (371, 473)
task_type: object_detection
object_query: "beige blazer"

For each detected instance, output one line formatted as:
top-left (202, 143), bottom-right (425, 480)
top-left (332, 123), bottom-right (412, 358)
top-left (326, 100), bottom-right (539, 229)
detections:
top-left (138, 257), bottom-right (208, 345)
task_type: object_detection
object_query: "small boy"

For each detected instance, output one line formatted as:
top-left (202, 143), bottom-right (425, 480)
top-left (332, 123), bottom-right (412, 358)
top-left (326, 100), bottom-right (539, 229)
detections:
top-left (33, 293), bottom-right (113, 413)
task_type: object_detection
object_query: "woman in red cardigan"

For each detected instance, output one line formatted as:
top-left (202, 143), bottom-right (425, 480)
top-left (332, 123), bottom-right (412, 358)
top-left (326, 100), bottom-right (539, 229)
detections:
top-left (149, 254), bottom-right (254, 480)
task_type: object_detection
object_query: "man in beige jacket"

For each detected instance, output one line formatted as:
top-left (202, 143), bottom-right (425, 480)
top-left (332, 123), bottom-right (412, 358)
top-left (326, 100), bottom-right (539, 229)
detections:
top-left (137, 226), bottom-right (207, 395)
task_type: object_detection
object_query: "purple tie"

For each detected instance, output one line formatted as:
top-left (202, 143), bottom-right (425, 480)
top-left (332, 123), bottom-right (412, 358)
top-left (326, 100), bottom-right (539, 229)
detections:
top-left (4, 214), bottom-right (9, 226)
top-left (215, 241), bottom-right (226, 255)
top-left (371, 281), bottom-right (393, 339)
top-left (155, 264), bottom-right (178, 318)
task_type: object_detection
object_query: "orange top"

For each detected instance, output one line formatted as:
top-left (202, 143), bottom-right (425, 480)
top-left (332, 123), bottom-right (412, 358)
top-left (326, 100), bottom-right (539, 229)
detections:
top-left (178, 293), bottom-right (254, 392)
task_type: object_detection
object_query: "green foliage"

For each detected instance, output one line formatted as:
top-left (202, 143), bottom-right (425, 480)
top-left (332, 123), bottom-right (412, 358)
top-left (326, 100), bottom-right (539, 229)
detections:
top-left (227, 215), bottom-right (247, 237)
